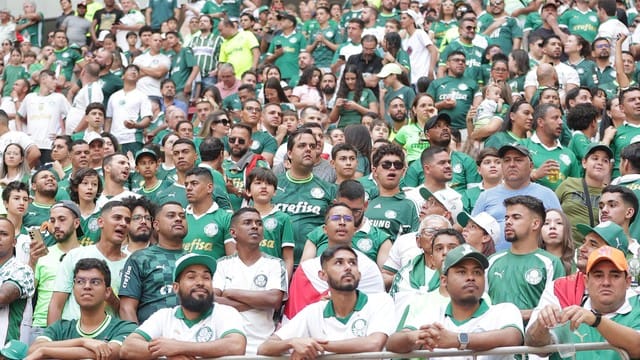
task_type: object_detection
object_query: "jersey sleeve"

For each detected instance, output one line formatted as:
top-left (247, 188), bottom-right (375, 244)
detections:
top-left (135, 308), bottom-right (169, 340)
top-left (212, 259), bottom-right (227, 290)
top-left (280, 213), bottom-right (295, 249)
top-left (40, 320), bottom-right (67, 341)
top-left (260, 135), bottom-right (278, 155)
top-left (366, 294), bottom-right (396, 335)
top-left (275, 303), bottom-right (315, 339)
top-left (215, 305), bottom-right (246, 338)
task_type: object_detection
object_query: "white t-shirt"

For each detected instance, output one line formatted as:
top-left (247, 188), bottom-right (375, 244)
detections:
top-left (402, 29), bottom-right (435, 84)
top-left (213, 253), bottom-right (288, 355)
top-left (106, 88), bottom-right (152, 144)
top-left (0, 130), bottom-right (37, 158)
top-left (383, 231), bottom-right (422, 274)
top-left (524, 62), bottom-right (580, 100)
top-left (67, 81), bottom-right (104, 135)
top-left (116, 10), bottom-right (145, 52)
top-left (18, 92), bottom-right (70, 149)
top-left (132, 52), bottom-right (171, 97)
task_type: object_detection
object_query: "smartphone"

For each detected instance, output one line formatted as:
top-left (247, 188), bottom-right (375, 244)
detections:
top-left (28, 228), bottom-right (44, 246)
top-left (276, 44), bottom-right (282, 49)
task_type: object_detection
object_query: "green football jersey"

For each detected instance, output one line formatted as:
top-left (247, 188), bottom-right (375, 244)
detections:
top-left (222, 156), bottom-right (269, 211)
top-left (79, 211), bottom-right (101, 246)
top-left (52, 47), bottom-right (83, 81)
top-left (184, 203), bottom-right (232, 259)
top-left (119, 245), bottom-right (185, 323)
top-left (567, 58), bottom-right (598, 88)
top-left (401, 151), bottom-right (480, 192)
top-left (610, 123), bottom-right (640, 177)
top-left (267, 31), bottom-right (307, 84)
top-left (307, 22), bottom-right (342, 68)
top-left (558, 8), bottom-right (599, 42)
top-left (41, 315), bottom-right (137, 343)
top-left (477, 14), bottom-right (522, 54)
top-left (521, 136), bottom-right (582, 190)
top-left (426, 75), bottom-right (479, 130)
top-left (306, 219), bottom-right (390, 262)
top-left (365, 192), bottom-right (419, 241)
top-left (169, 47), bottom-right (197, 92)
top-left (439, 40), bottom-right (484, 84)
top-left (260, 210), bottom-right (295, 259)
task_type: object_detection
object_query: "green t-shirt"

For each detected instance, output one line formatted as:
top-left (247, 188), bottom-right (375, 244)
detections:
top-left (272, 172), bottom-right (337, 264)
top-left (610, 123), bottom-right (640, 177)
top-left (41, 315), bottom-right (137, 343)
top-left (33, 245), bottom-right (66, 328)
top-left (307, 22), bottom-right (342, 68)
top-left (567, 58), bottom-right (598, 89)
top-left (477, 14), bottom-right (522, 54)
top-left (616, 176), bottom-right (640, 241)
top-left (340, 9), bottom-right (363, 28)
top-left (521, 136), bottom-right (582, 190)
top-left (130, 179), bottom-right (173, 205)
top-left (200, 1), bottom-right (224, 31)
top-left (337, 88), bottom-right (377, 129)
top-left (267, 31), bottom-right (308, 84)
top-left (17, 12), bottom-right (44, 47)
top-left (52, 47), bottom-right (83, 81)
top-left (401, 150), bottom-right (480, 192)
top-left (365, 192), bottom-right (419, 241)
top-left (508, 74), bottom-right (527, 96)
top-left (439, 40), bottom-right (484, 85)
top-left (383, 85), bottom-right (415, 123)
top-left (119, 245), bottom-right (185, 323)
top-left (184, 203), bottom-right (232, 259)
top-left (487, 249), bottom-right (565, 310)
top-left (426, 75), bottom-right (479, 130)
top-left (484, 130), bottom-right (524, 150)
top-left (394, 123), bottom-right (428, 164)
top-left (1, 65), bottom-right (28, 97)
top-left (568, 131), bottom-right (593, 164)
top-left (222, 155), bottom-right (269, 211)
top-left (358, 174), bottom-right (380, 201)
top-left (259, 210), bottom-right (295, 259)
top-left (99, 72), bottom-right (124, 107)
top-left (375, 11), bottom-right (400, 28)
top-left (169, 47), bottom-right (197, 92)
top-left (558, 8), bottom-right (599, 42)
top-left (306, 220), bottom-right (390, 263)
top-left (24, 202), bottom-right (54, 246)
top-left (431, 19), bottom-right (457, 49)
top-left (461, 186), bottom-right (483, 213)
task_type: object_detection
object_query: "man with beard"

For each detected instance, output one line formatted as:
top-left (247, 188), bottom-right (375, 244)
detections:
top-left (93, 48), bottom-right (123, 105)
top-left (48, 201), bottom-right (131, 324)
top-left (387, 244), bottom-right (524, 354)
top-left (188, 15), bottom-right (222, 91)
top-left (30, 201), bottom-right (81, 342)
top-left (259, 245), bottom-right (393, 357)
top-left (388, 96), bottom-right (407, 140)
top-left (223, 123), bottom-right (269, 211)
top-left (28, 259), bottom-right (137, 360)
top-left (592, 38), bottom-right (616, 99)
top-left (272, 128), bottom-right (336, 264)
top-left (120, 253), bottom-right (247, 358)
top-left (121, 196), bottom-right (155, 253)
top-left (522, 103), bottom-right (581, 191)
top-left (159, 79), bottom-right (187, 115)
top-left (345, 34), bottom-right (383, 94)
top-left (301, 180), bottom-right (392, 268)
top-left (119, 201), bottom-right (188, 324)
top-left (321, 72), bottom-right (337, 110)
top-left (235, 99), bottom-right (278, 166)
top-left (486, 195), bottom-right (565, 324)
top-left (213, 208), bottom-right (287, 355)
top-left (524, 35), bottom-right (579, 103)
top-left (473, 145), bottom-right (561, 251)
top-left (24, 170), bottom-right (58, 243)
top-left (183, 167), bottom-right (234, 259)
top-left (477, 0), bottom-right (522, 54)
top-left (95, 153), bottom-right (140, 211)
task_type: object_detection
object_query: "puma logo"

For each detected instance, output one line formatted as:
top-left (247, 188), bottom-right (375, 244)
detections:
top-left (494, 270), bottom-right (504, 279)
top-left (574, 331), bottom-right (588, 343)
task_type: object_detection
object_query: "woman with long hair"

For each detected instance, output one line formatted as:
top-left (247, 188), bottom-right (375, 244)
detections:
top-left (344, 124), bottom-right (372, 177)
top-left (262, 77), bottom-right (294, 110)
top-left (507, 49), bottom-right (530, 100)
top-left (394, 93), bottom-right (437, 163)
top-left (69, 167), bottom-right (103, 245)
top-left (540, 209), bottom-right (575, 275)
top-left (0, 47), bottom-right (28, 97)
top-left (565, 34), bottom-right (597, 89)
top-left (381, 32), bottom-right (411, 79)
top-left (328, 65), bottom-right (378, 128)
top-left (484, 99), bottom-right (533, 149)
top-left (431, 0), bottom-right (457, 48)
top-left (199, 110), bottom-right (231, 139)
top-left (480, 45), bottom-right (503, 85)
top-left (0, 144), bottom-right (31, 186)
top-left (158, 133), bottom-right (179, 180)
top-left (291, 67), bottom-right (325, 110)
top-left (101, 132), bottom-right (120, 155)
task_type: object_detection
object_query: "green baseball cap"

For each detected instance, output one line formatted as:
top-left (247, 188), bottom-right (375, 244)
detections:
top-left (442, 244), bottom-right (489, 274)
top-left (173, 253), bottom-right (217, 281)
top-left (0, 340), bottom-right (28, 360)
top-left (576, 221), bottom-right (629, 254)
top-left (135, 148), bottom-right (158, 163)
top-left (584, 143), bottom-right (613, 160)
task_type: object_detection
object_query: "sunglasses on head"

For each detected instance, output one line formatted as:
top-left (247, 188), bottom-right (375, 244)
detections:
top-left (380, 160), bottom-right (404, 170)
top-left (228, 137), bottom-right (246, 145)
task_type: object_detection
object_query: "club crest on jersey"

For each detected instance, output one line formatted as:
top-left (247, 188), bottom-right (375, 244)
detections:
top-left (251, 141), bottom-right (261, 150)
top-left (264, 218), bottom-right (278, 231)
top-left (310, 187), bottom-right (325, 199)
top-left (384, 210), bottom-right (397, 219)
top-left (204, 223), bottom-right (219, 237)
top-left (357, 238), bottom-right (373, 252)
top-left (458, 83), bottom-right (468, 91)
top-left (453, 163), bottom-right (462, 173)
top-left (195, 326), bottom-right (214, 342)
top-left (524, 268), bottom-right (542, 285)
top-left (89, 218), bottom-right (100, 232)
top-left (351, 318), bottom-right (368, 337)
top-left (253, 274), bottom-right (268, 288)
top-left (559, 154), bottom-right (571, 166)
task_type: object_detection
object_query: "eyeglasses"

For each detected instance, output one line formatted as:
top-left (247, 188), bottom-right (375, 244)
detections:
top-left (214, 119), bottom-right (230, 126)
top-left (132, 215), bottom-right (152, 222)
top-left (244, 106), bottom-right (261, 112)
top-left (492, 67), bottom-right (508, 72)
top-left (329, 214), bottom-right (354, 222)
top-left (490, 1), bottom-right (503, 5)
top-left (464, 26), bottom-right (476, 31)
top-left (73, 277), bottom-right (104, 287)
top-left (228, 137), bottom-right (246, 144)
top-left (380, 160), bottom-right (404, 170)
top-left (253, 27), bottom-right (263, 31)
top-left (595, 43), bottom-right (610, 49)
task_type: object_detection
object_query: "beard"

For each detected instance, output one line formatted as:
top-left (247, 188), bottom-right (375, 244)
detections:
top-left (327, 274), bottom-right (360, 291)
top-left (390, 112), bottom-right (406, 123)
top-left (180, 289), bottom-right (214, 313)
top-left (129, 231), bottom-right (151, 243)
top-left (505, 233), bottom-right (518, 243)
top-left (41, 187), bottom-right (58, 199)
top-left (322, 86), bottom-right (335, 95)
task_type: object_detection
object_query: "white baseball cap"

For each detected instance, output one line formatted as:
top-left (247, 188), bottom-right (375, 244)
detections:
top-left (457, 211), bottom-right (500, 244)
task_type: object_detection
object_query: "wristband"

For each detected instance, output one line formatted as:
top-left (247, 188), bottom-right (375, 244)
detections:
top-left (590, 310), bottom-right (602, 328)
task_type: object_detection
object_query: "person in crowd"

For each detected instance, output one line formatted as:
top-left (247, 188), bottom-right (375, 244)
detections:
top-left (540, 208), bottom-right (576, 275)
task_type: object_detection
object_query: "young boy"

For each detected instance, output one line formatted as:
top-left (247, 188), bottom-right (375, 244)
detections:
top-left (71, 102), bottom-right (105, 141)
top-left (131, 148), bottom-right (170, 203)
top-left (245, 167), bottom-right (294, 278)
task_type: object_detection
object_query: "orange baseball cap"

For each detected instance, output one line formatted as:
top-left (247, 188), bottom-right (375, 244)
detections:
top-left (586, 246), bottom-right (628, 274)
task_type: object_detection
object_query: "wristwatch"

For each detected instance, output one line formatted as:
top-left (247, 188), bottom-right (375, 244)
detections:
top-left (458, 332), bottom-right (469, 350)
top-left (590, 309), bottom-right (602, 328)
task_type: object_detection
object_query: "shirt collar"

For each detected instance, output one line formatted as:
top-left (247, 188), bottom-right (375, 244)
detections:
top-left (322, 291), bottom-right (368, 324)
top-left (444, 298), bottom-right (490, 325)
top-left (186, 202), bottom-right (220, 218)
top-left (531, 132), bottom-right (562, 150)
top-left (175, 305), bottom-right (214, 328)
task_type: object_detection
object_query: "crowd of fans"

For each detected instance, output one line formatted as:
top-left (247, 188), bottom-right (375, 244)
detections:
top-left (0, 0), bottom-right (639, 358)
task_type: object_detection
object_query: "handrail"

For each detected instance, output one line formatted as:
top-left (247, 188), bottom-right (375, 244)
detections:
top-left (214, 342), bottom-right (629, 359)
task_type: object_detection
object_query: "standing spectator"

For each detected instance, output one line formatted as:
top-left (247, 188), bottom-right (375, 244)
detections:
top-left (477, 0), bottom-right (522, 54)
top-left (16, 70), bottom-right (70, 163)
top-left (165, 31), bottom-right (199, 102)
top-left (305, 6), bottom-right (341, 71)
top-left (112, 0), bottom-right (145, 52)
top-left (400, 9), bottom-right (438, 84)
top-left (0, 8), bottom-right (15, 44)
top-left (189, 15), bottom-right (222, 90)
top-left (15, 1), bottom-right (43, 47)
top-left (0, 48), bottom-right (28, 98)
top-left (438, 17), bottom-right (484, 81)
top-left (90, 0), bottom-right (124, 47)
top-left (265, 12), bottom-right (307, 86)
top-left (146, 0), bottom-right (179, 32)
top-left (559, 0), bottom-right (599, 42)
top-left (60, 2), bottom-right (91, 47)
top-left (51, 30), bottom-right (82, 90)
top-left (132, 33), bottom-right (170, 97)
top-left (218, 18), bottom-right (260, 81)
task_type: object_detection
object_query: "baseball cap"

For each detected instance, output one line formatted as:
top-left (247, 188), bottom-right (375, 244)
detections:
top-left (586, 245), bottom-right (628, 273)
top-left (277, 12), bottom-right (297, 26)
top-left (423, 113), bottom-right (451, 132)
top-left (77, 1), bottom-right (87, 7)
top-left (402, 9), bottom-right (424, 27)
top-left (584, 143), bottom-right (613, 160)
top-left (51, 200), bottom-right (81, 219)
top-left (376, 63), bottom-right (403, 78)
top-left (253, 5), bottom-right (269, 18)
top-left (0, 340), bottom-right (28, 360)
top-left (442, 243), bottom-right (489, 274)
top-left (540, 1), bottom-right (558, 11)
top-left (457, 211), bottom-right (500, 244)
top-left (83, 131), bottom-right (104, 145)
top-left (576, 221), bottom-right (629, 254)
top-left (498, 143), bottom-right (531, 158)
top-left (135, 148), bottom-right (158, 163)
top-left (173, 253), bottom-right (217, 281)
top-left (419, 187), bottom-right (462, 221)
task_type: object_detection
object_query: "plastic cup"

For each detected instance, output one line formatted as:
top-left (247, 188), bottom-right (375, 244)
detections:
top-left (549, 321), bottom-right (576, 358)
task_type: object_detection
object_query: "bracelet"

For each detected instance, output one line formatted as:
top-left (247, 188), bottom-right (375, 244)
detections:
top-left (590, 310), bottom-right (602, 328)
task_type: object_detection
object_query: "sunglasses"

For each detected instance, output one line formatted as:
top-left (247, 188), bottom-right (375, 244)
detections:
top-left (228, 137), bottom-right (246, 145)
top-left (380, 160), bottom-right (404, 170)
top-left (329, 214), bottom-right (354, 222)
top-left (464, 26), bottom-right (476, 31)
top-left (214, 119), bottom-right (230, 126)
